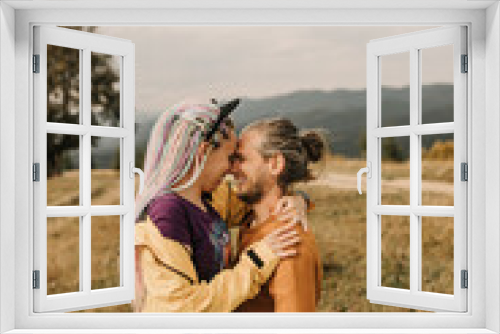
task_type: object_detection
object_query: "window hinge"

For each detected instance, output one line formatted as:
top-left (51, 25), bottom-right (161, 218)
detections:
top-left (461, 54), bottom-right (468, 74)
top-left (461, 270), bottom-right (468, 289)
top-left (461, 163), bottom-right (468, 181)
top-left (33, 55), bottom-right (40, 73)
top-left (33, 270), bottom-right (40, 289)
top-left (33, 163), bottom-right (40, 182)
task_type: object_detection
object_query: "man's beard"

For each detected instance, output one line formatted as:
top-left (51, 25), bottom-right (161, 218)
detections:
top-left (237, 179), bottom-right (265, 205)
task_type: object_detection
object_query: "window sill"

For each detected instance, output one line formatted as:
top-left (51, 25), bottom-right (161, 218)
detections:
top-left (3, 329), bottom-right (498, 334)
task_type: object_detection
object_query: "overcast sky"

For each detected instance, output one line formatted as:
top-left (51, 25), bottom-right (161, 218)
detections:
top-left (96, 26), bottom-right (451, 112)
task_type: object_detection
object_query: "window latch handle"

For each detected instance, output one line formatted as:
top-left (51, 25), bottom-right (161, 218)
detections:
top-left (357, 162), bottom-right (372, 195)
top-left (129, 162), bottom-right (144, 195)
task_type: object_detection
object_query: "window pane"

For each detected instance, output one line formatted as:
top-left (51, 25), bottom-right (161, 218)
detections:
top-left (91, 137), bottom-right (121, 206)
top-left (421, 216), bottom-right (454, 294)
top-left (421, 45), bottom-right (454, 124)
top-left (47, 216), bottom-right (80, 295)
top-left (421, 134), bottom-right (454, 206)
top-left (381, 52), bottom-right (410, 127)
top-left (381, 215), bottom-right (410, 290)
top-left (91, 52), bottom-right (121, 127)
top-left (381, 136), bottom-right (410, 205)
top-left (47, 134), bottom-right (80, 206)
top-left (91, 216), bottom-right (120, 290)
top-left (47, 45), bottom-right (80, 124)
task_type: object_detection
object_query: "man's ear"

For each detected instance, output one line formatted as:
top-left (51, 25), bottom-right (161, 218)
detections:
top-left (269, 153), bottom-right (285, 177)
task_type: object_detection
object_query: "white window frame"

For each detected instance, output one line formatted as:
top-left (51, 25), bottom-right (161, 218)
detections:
top-left (33, 26), bottom-right (136, 313)
top-left (0, 1), bottom-right (499, 333)
top-left (366, 26), bottom-right (468, 312)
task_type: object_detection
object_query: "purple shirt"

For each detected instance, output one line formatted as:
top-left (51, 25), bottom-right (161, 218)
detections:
top-left (147, 193), bottom-right (230, 282)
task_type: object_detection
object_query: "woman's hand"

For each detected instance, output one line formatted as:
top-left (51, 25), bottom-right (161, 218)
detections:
top-left (261, 221), bottom-right (300, 258)
top-left (272, 194), bottom-right (308, 231)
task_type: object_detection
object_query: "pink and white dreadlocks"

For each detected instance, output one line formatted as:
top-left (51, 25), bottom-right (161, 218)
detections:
top-left (134, 101), bottom-right (231, 223)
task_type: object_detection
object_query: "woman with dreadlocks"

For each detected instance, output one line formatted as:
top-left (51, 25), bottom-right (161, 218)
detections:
top-left (133, 100), bottom-right (304, 312)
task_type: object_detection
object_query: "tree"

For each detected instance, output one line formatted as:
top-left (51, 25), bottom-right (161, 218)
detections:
top-left (47, 26), bottom-right (120, 177)
top-left (382, 137), bottom-right (405, 162)
top-left (358, 131), bottom-right (406, 162)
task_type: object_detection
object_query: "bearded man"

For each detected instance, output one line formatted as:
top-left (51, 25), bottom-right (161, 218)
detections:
top-left (230, 118), bottom-right (325, 312)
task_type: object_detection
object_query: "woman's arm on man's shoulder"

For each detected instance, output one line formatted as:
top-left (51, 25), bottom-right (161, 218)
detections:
top-left (135, 217), bottom-right (279, 312)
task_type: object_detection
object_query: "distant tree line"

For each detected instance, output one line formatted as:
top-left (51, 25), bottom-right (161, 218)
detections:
top-left (358, 131), bottom-right (452, 162)
top-left (358, 131), bottom-right (406, 162)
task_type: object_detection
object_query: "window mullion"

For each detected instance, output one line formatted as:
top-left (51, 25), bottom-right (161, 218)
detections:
top-left (411, 206), bottom-right (454, 217)
top-left (373, 205), bottom-right (455, 216)
top-left (374, 123), bottom-right (454, 138)
top-left (122, 51), bottom-right (135, 291)
top-left (409, 47), bottom-right (420, 294)
top-left (82, 48), bottom-right (92, 294)
top-left (413, 123), bottom-right (454, 135)
top-left (81, 213), bottom-right (91, 293)
top-left (453, 26), bottom-right (468, 307)
top-left (34, 32), bottom-right (49, 307)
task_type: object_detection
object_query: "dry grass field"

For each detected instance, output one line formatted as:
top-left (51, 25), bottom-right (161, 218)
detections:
top-left (296, 156), bottom-right (454, 312)
top-left (46, 155), bottom-right (454, 313)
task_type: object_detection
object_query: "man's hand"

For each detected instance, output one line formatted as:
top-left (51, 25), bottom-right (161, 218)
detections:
top-left (271, 195), bottom-right (308, 231)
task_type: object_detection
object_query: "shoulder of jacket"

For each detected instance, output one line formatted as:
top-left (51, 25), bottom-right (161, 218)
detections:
top-left (136, 216), bottom-right (198, 282)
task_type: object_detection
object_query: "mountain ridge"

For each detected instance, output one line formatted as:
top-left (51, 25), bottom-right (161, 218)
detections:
top-left (91, 85), bottom-right (454, 168)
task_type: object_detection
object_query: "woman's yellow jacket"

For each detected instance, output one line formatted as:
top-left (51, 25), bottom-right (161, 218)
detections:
top-left (133, 180), bottom-right (279, 312)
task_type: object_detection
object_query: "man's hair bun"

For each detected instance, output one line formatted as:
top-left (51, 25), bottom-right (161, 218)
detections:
top-left (242, 118), bottom-right (329, 191)
top-left (300, 130), bottom-right (325, 163)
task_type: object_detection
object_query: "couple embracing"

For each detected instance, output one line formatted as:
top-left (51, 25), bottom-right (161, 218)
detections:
top-left (133, 99), bottom-right (326, 313)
